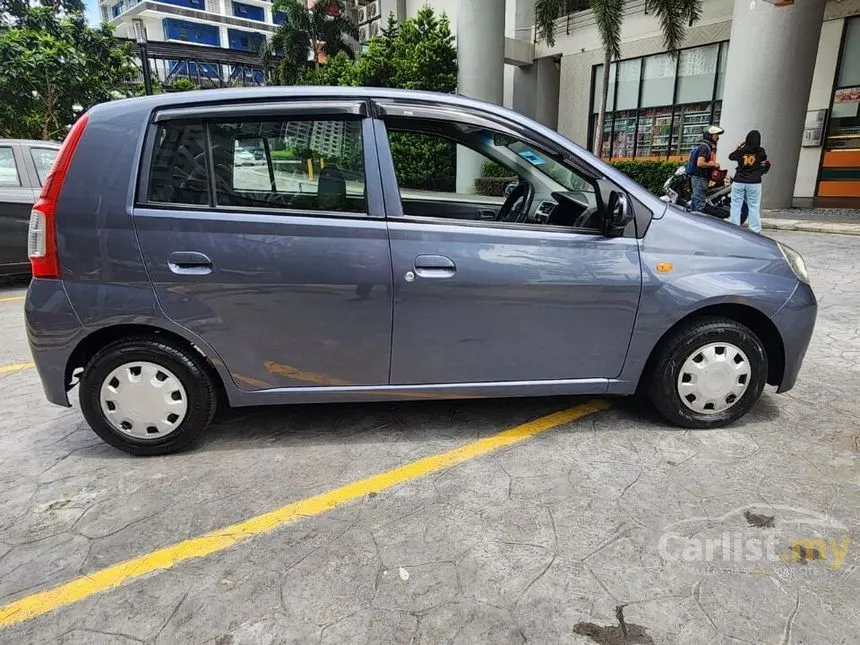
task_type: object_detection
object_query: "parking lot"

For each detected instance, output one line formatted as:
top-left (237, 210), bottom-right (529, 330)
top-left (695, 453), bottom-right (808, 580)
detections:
top-left (0, 230), bottom-right (857, 645)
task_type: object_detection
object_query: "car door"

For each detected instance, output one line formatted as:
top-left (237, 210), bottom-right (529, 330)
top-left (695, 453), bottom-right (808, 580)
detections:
top-left (373, 104), bottom-right (643, 387)
top-left (0, 144), bottom-right (36, 272)
top-left (134, 101), bottom-right (393, 391)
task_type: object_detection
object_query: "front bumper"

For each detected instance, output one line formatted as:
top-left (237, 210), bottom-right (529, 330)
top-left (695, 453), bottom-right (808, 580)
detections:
top-left (770, 280), bottom-right (817, 393)
top-left (25, 279), bottom-right (84, 407)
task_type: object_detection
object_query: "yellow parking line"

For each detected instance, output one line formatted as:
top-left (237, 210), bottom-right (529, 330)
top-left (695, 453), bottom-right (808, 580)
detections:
top-left (0, 399), bottom-right (608, 629)
top-left (0, 362), bottom-right (35, 374)
top-left (0, 295), bottom-right (25, 303)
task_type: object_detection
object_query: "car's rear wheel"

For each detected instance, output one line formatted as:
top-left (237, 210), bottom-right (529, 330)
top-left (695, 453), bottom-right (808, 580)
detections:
top-left (647, 317), bottom-right (768, 428)
top-left (80, 337), bottom-right (217, 455)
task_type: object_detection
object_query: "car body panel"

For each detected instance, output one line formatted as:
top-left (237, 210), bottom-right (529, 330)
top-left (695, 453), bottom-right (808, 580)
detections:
top-left (387, 219), bottom-right (642, 384)
top-left (24, 87), bottom-right (817, 412)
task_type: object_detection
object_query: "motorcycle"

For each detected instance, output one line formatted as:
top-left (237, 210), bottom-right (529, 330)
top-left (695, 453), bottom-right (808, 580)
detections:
top-left (661, 166), bottom-right (748, 224)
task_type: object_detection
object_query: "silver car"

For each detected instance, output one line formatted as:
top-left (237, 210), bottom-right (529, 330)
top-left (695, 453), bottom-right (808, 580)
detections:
top-left (25, 88), bottom-right (817, 455)
top-left (1, 139), bottom-right (60, 276)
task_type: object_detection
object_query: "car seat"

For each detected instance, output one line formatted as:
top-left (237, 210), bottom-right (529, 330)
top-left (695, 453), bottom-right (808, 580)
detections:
top-left (317, 165), bottom-right (346, 211)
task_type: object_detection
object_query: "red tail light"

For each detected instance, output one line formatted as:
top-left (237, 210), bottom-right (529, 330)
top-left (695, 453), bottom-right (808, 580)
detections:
top-left (28, 113), bottom-right (89, 279)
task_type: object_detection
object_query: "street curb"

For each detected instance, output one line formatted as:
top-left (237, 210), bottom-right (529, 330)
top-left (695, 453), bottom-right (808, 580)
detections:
top-left (762, 219), bottom-right (860, 236)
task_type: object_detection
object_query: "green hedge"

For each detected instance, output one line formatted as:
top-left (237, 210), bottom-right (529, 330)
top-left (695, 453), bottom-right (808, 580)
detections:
top-left (609, 160), bottom-right (679, 196)
top-left (475, 176), bottom-right (516, 197)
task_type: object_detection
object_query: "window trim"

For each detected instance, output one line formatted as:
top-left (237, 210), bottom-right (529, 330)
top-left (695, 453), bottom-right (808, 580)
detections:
top-left (0, 146), bottom-right (22, 187)
top-left (138, 109), bottom-right (382, 219)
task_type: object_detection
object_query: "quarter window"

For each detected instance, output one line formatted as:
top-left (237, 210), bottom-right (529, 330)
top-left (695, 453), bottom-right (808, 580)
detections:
top-left (0, 147), bottom-right (20, 186)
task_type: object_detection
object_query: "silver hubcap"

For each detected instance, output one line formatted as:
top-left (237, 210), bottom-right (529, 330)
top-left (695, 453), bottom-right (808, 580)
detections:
top-left (677, 342), bottom-right (751, 414)
top-left (99, 362), bottom-right (188, 439)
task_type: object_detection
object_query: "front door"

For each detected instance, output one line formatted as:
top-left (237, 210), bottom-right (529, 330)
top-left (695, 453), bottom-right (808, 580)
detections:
top-left (375, 113), bottom-right (642, 386)
top-left (134, 105), bottom-right (393, 391)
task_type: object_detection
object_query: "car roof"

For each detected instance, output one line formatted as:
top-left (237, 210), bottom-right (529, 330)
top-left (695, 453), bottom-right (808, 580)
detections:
top-left (0, 139), bottom-right (61, 147)
top-left (93, 86), bottom-right (519, 123)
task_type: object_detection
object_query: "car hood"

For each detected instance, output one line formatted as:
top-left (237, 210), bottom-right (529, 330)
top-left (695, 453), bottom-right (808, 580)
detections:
top-left (649, 205), bottom-right (784, 261)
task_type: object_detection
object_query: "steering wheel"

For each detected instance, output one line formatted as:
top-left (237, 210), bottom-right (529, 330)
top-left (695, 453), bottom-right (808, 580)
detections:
top-left (495, 180), bottom-right (535, 223)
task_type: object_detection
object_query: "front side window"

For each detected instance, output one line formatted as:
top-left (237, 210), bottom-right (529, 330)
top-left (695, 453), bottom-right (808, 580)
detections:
top-left (385, 118), bottom-right (600, 230)
top-left (0, 147), bottom-right (20, 186)
top-left (29, 147), bottom-right (59, 186)
top-left (210, 118), bottom-right (366, 213)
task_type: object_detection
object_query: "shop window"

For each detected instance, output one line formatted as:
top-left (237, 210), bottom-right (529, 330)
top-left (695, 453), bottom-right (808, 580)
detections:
top-left (636, 107), bottom-right (673, 158)
top-left (640, 53), bottom-right (675, 108)
top-left (610, 110), bottom-right (636, 159)
top-left (715, 43), bottom-right (728, 100)
top-left (592, 63), bottom-right (616, 114)
top-left (837, 18), bottom-right (860, 89)
top-left (615, 59), bottom-right (640, 111)
top-left (676, 44), bottom-right (718, 104)
top-left (672, 102), bottom-right (712, 156)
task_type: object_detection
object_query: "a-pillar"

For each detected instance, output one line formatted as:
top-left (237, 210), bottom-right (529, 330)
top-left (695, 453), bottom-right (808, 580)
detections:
top-left (718, 0), bottom-right (827, 208)
top-left (456, 0), bottom-right (506, 194)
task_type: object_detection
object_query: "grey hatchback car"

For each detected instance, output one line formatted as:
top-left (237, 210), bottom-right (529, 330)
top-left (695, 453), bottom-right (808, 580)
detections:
top-left (25, 87), bottom-right (816, 455)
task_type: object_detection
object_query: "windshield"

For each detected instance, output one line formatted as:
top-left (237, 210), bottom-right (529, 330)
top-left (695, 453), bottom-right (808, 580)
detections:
top-left (503, 140), bottom-right (592, 192)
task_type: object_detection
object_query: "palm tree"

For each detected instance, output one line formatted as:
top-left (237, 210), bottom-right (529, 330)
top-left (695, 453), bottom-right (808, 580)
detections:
top-left (265, 0), bottom-right (358, 85)
top-left (535, 0), bottom-right (702, 156)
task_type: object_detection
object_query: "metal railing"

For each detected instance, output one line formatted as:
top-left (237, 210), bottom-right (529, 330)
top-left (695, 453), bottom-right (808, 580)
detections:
top-left (550, 0), bottom-right (648, 39)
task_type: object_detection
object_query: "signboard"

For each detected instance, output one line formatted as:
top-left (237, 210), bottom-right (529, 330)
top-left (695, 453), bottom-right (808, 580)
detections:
top-left (802, 109), bottom-right (827, 147)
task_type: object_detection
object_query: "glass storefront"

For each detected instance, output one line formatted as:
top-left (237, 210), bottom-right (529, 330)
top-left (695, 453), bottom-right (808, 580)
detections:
top-left (590, 42), bottom-right (728, 160)
top-left (819, 17), bottom-right (860, 198)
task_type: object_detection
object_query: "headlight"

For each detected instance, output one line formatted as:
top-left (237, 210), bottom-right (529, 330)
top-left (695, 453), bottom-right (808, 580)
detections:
top-left (777, 242), bottom-right (809, 284)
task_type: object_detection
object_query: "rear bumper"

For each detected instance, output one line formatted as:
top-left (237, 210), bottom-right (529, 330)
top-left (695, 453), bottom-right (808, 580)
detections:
top-left (771, 281), bottom-right (817, 393)
top-left (25, 279), bottom-right (84, 407)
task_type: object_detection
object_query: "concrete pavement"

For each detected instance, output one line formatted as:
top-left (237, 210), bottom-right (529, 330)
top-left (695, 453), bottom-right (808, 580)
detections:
top-left (0, 231), bottom-right (857, 644)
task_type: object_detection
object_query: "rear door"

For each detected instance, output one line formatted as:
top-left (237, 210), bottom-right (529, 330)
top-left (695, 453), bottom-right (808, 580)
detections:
top-left (0, 145), bottom-right (35, 272)
top-left (134, 101), bottom-right (393, 391)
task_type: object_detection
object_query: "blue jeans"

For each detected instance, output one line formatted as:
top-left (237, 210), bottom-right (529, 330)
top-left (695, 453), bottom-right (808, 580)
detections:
top-left (690, 175), bottom-right (709, 212)
top-left (730, 182), bottom-right (762, 233)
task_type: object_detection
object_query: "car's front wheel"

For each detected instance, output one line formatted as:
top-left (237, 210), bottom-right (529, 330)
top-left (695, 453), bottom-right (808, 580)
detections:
top-left (79, 337), bottom-right (217, 455)
top-left (647, 317), bottom-right (768, 428)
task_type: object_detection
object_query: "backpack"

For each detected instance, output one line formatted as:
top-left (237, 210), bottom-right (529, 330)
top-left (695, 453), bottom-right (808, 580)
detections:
top-left (685, 142), bottom-right (710, 176)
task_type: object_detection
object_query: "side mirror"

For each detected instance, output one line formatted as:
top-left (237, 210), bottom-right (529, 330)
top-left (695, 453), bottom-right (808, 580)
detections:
top-left (595, 179), bottom-right (634, 237)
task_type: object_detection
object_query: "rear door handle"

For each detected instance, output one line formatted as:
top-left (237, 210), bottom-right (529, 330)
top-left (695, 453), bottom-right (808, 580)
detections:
top-left (168, 251), bottom-right (212, 275)
top-left (413, 255), bottom-right (456, 279)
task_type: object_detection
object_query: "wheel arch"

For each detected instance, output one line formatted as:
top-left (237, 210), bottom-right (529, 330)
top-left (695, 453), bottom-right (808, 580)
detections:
top-left (66, 324), bottom-right (229, 407)
top-left (640, 303), bottom-right (785, 389)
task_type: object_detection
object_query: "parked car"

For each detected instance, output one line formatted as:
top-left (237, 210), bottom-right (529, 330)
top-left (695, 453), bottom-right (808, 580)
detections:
top-left (1, 139), bottom-right (60, 276)
top-left (25, 88), bottom-right (816, 455)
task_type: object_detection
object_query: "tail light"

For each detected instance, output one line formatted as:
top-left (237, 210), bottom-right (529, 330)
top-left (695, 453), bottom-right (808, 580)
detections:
top-left (28, 113), bottom-right (89, 279)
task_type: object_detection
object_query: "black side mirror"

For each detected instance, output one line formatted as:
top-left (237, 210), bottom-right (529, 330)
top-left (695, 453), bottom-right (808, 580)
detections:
top-left (595, 179), bottom-right (634, 237)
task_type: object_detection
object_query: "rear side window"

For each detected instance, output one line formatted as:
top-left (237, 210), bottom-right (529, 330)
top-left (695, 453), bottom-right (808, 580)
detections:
top-left (29, 147), bottom-right (59, 186)
top-left (147, 121), bottom-right (210, 206)
top-left (209, 118), bottom-right (366, 214)
top-left (0, 147), bottom-right (20, 186)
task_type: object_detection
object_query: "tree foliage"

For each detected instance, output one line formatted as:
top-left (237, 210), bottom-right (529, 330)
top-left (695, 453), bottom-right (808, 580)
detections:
top-left (285, 7), bottom-right (457, 191)
top-left (264, 0), bottom-right (358, 85)
top-left (0, 4), bottom-right (136, 139)
top-left (534, 0), bottom-right (702, 154)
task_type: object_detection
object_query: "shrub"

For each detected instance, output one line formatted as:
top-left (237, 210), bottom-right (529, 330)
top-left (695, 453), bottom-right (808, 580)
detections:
top-left (475, 177), bottom-right (516, 197)
top-left (609, 160), bottom-right (679, 196)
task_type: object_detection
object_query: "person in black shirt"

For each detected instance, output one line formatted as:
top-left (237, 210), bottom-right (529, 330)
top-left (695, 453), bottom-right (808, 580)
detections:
top-left (728, 130), bottom-right (769, 233)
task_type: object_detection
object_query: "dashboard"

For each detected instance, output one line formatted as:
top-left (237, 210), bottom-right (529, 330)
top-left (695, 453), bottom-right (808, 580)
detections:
top-left (531, 190), bottom-right (600, 229)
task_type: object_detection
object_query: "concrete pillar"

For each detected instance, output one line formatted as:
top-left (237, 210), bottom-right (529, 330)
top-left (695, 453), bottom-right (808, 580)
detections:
top-left (456, 0), bottom-right (505, 193)
top-left (718, 0), bottom-right (827, 208)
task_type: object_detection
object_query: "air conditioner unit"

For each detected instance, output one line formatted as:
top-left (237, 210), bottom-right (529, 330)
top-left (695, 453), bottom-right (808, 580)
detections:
top-left (357, 6), bottom-right (367, 23)
top-left (369, 18), bottom-right (380, 38)
top-left (366, 0), bottom-right (379, 20)
top-left (358, 24), bottom-right (370, 42)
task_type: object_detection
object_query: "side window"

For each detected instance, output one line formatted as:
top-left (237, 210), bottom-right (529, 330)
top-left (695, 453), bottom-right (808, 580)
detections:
top-left (210, 118), bottom-right (366, 214)
top-left (29, 148), bottom-right (59, 186)
top-left (147, 121), bottom-right (210, 206)
top-left (0, 147), bottom-right (20, 187)
top-left (386, 121), bottom-right (600, 230)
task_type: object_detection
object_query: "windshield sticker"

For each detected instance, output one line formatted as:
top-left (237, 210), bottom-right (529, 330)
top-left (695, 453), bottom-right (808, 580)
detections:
top-left (517, 150), bottom-right (546, 166)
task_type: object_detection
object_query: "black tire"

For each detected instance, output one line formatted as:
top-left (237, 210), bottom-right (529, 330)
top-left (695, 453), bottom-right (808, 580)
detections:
top-left (647, 317), bottom-right (768, 429)
top-left (79, 337), bottom-right (218, 456)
